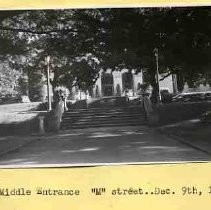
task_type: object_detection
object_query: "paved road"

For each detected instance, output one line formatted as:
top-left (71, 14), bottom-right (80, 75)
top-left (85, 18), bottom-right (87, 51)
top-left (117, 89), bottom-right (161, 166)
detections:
top-left (0, 126), bottom-right (210, 168)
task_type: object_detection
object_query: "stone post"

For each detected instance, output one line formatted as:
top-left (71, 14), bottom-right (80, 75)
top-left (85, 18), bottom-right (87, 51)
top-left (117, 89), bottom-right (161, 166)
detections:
top-left (143, 95), bottom-right (159, 126)
top-left (38, 116), bottom-right (45, 135)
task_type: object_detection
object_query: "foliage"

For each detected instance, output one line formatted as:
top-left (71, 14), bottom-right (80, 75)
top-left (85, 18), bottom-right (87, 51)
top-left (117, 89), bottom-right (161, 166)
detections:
top-left (0, 63), bottom-right (21, 97)
top-left (54, 86), bottom-right (70, 97)
top-left (1, 8), bottom-right (211, 101)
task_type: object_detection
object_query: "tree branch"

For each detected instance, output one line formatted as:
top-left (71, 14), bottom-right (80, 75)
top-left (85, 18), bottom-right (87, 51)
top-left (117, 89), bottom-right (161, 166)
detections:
top-left (0, 26), bottom-right (75, 35)
top-left (159, 72), bottom-right (172, 81)
top-left (159, 66), bottom-right (182, 81)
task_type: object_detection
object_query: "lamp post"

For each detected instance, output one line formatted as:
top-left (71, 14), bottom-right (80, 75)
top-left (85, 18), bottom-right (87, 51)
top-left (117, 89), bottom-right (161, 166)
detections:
top-left (46, 55), bottom-right (52, 111)
top-left (154, 48), bottom-right (162, 104)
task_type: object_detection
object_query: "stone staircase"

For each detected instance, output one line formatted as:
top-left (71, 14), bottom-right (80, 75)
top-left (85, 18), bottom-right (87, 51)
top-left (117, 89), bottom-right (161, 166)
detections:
top-left (61, 105), bottom-right (147, 130)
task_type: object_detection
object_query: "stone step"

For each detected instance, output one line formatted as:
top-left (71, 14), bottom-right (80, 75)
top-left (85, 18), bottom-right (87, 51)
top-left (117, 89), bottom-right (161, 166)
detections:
top-left (64, 109), bottom-right (144, 116)
top-left (61, 115), bottom-right (146, 124)
top-left (65, 106), bottom-right (144, 113)
top-left (61, 116), bottom-right (145, 125)
top-left (61, 121), bottom-right (146, 129)
top-left (62, 112), bottom-right (145, 120)
top-left (61, 105), bottom-right (146, 130)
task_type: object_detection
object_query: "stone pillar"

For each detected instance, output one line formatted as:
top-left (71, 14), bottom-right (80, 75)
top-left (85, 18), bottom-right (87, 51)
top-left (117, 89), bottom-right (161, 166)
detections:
top-left (133, 71), bottom-right (143, 94)
top-left (172, 74), bottom-right (178, 93)
top-left (38, 116), bottom-right (45, 135)
top-left (94, 72), bottom-right (102, 98)
top-left (113, 71), bottom-right (123, 96)
top-left (143, 96), bottom-right (159, 126)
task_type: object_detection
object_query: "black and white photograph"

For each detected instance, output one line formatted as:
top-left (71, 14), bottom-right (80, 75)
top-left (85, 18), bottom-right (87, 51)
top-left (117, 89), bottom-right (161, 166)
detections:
top-left (0, 7), bottom-right (211, 167)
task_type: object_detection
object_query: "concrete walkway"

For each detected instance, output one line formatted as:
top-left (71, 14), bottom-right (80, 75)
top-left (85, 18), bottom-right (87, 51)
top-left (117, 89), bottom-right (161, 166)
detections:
top-left (0, 135), bottom-right (41, 156)
top-left (0, 125), bottom-right (210, 168)
top-left (158, 119), bottom-right (211, 155)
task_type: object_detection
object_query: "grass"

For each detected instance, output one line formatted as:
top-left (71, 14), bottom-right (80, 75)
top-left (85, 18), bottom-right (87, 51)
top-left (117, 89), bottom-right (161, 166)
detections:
top-left (0, 102), bottom-right (40, 123)
top-left (0, 102), bottom-right (44, 136)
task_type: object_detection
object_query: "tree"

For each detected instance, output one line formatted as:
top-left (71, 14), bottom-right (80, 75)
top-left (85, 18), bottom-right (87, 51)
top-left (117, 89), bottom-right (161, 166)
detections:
top-left (0, 10), bottom-right (106, 98)
top-left (1, 8), bottom-right (211, 103)
top-left (0, 63), bottom-right (21, 97)
top-left (99, 8), bottom-right (211, 101)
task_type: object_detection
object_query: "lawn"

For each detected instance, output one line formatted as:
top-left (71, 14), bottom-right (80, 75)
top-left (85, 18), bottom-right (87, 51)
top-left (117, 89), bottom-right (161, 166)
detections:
top-left (0, 102), bottom-right (43, 136)
top-left (0, 102), bottom-right (41, 124)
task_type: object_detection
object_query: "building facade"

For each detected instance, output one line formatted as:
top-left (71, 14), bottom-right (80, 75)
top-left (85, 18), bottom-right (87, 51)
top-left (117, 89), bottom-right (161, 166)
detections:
top-left (92, 69), bottom-right (143, 98)
top-left (71, 69), bottom-right (177, 101)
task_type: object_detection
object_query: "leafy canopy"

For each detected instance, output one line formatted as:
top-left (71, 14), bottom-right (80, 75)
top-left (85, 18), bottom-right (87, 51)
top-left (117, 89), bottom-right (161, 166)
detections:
top-left (0, 7), bottom-right (211, 94)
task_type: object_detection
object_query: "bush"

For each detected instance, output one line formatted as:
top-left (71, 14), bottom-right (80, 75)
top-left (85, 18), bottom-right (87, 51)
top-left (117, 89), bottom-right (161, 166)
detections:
top-left (36, 102), bottom-right (57, 111)
top-left (160, 90), bottom-right (173, 103)
top-left (54, 86), bottom-right (70, 100)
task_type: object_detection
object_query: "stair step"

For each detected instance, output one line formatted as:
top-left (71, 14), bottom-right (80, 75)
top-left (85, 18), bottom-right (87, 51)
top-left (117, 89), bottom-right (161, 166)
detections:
top-left (65, 107), bottom-right (144, 113)
top-left (61, 105), bottom-right (147, 130)
top-left (62, 113), bottom-right (145, 120)
top-left (61, 118), bottom-right (145, 125)
top-left (67, 105), bottom-right (142, 110)
top-left (61, 122), bottom-right (146, 129)
top-left (64, 111), bottom-right (144, 116)
top-left (61, 116), bottom-right (146, 124)
top-left (65, 109), bottom-right (144, 114)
